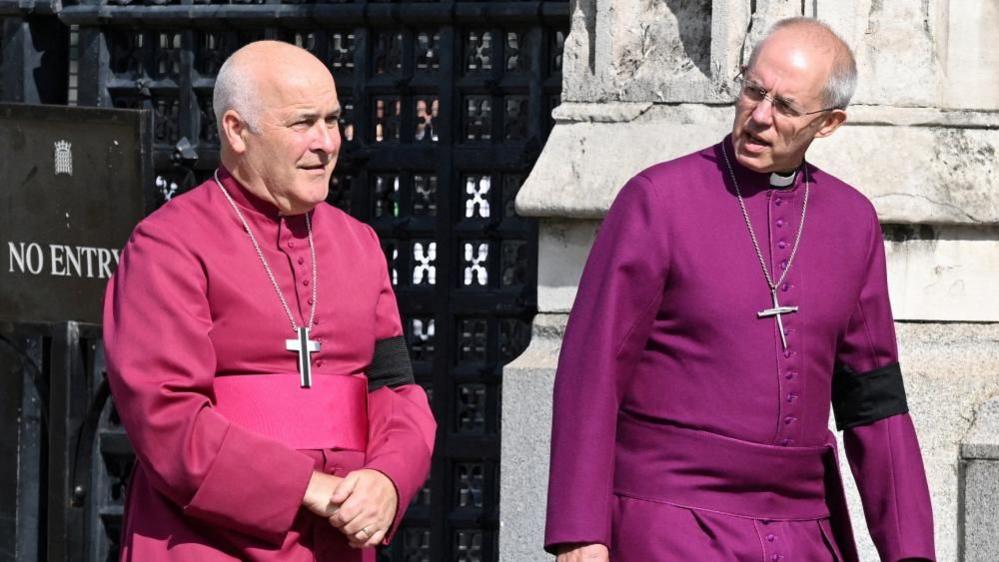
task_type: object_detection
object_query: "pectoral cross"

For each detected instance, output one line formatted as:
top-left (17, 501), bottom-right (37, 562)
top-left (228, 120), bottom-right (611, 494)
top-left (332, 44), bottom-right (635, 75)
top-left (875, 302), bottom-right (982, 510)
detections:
top-left (286, 327), bottom-right (321, 388)
top-left (757, 288), bottom-right (798, 350)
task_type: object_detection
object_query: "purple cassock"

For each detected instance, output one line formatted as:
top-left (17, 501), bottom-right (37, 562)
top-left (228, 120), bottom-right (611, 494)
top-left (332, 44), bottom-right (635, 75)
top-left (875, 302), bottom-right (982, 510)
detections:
top-left (545, 137), bottom-right (936, 561)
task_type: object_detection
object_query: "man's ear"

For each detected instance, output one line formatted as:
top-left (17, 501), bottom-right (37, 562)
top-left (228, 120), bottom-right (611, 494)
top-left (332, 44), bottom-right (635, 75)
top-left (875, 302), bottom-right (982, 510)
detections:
top-left (220, 110), bottom-right (250, 153)
top-left (814, 109), bottom-right (847, 139)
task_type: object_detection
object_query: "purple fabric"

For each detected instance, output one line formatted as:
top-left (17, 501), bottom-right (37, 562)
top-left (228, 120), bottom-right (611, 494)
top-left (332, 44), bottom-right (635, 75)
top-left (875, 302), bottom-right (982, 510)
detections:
top-left (545, 138), bottom-right (935, 561)
top-left (613, 414), bottom-right (832, 520)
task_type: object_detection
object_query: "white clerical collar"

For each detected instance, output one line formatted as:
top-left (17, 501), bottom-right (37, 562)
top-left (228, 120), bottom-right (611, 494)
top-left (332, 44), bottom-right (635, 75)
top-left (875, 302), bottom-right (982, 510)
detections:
top-left (769, 169), bottom-right (797, 188)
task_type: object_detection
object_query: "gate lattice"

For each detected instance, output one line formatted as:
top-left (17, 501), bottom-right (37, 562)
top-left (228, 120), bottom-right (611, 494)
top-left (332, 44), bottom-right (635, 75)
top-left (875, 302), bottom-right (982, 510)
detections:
top-left (2, 2), bottom-right (567, 561)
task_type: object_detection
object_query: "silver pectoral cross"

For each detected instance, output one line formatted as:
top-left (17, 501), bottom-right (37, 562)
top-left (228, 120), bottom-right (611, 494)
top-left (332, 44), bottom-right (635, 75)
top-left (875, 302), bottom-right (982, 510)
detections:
top-left (286, 327), bottom-right (321, 388)
top-left (757, 288), bottom-right (798, 350)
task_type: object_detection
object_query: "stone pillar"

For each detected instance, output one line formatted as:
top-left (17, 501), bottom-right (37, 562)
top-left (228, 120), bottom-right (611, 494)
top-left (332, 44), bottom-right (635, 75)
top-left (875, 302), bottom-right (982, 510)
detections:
top-left (960, 398), bottom-right (999, 561)
top-left (500, 1), bottom-right (999, 561)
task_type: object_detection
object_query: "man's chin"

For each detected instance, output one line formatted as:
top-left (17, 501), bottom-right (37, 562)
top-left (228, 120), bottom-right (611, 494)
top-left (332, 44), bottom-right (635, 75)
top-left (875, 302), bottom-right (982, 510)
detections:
top-left (733, 148), bottom-right (774, 174)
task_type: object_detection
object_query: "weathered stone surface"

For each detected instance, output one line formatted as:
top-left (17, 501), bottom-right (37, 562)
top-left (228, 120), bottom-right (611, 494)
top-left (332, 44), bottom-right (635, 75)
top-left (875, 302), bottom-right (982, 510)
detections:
top-left (809, 127), bottom-right (999, 225)
top-left (846, 0), bottom-right (944, 107)
top-left (562, 0), bottom-right (748, 103)
top-left (960, 459), bottom-right (999, 562)
top-left (499, 314), bottom-right (563, 562)
top-left (960, 398), bottom-right (999, 561)
top-left (516, 103), bottom-right (730, 218)
top-left (517, 103), bottom-right (999, 225)
top-left (884, 226), bottom-right (999, 322)
top-left (943, 0), bottom-right (999, 110)
top-left (537, 220), bottom-right (599, 314)
top-left (961, 397), bottom-right (999, 460)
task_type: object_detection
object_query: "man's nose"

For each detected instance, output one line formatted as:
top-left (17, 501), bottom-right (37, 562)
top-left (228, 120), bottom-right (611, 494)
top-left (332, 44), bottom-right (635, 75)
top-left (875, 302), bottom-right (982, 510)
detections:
top-left (750, 97), bottom-right (775, 126)
top-left (312, 122), bottom-right (340, 154)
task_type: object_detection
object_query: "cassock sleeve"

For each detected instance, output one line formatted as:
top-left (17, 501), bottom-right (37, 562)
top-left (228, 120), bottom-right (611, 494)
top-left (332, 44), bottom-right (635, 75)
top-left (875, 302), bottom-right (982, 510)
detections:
top-left (360, 224), bottom-right (436, 543)
top-left (544, 174), bottom-right (668, 553)
top-left (833, 208), bottom-right (936, 561)
top-left (103, 220), bottom-right (317, 544)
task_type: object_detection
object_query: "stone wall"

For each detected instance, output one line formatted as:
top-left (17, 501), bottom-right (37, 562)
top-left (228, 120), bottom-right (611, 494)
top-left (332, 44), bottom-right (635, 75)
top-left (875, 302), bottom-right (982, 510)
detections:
top-left (501, 1), bottom-right (999, 561)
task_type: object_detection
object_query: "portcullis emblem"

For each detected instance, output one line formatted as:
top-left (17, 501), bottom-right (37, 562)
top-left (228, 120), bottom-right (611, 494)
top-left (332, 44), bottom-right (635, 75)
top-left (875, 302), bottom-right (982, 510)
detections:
top-left (54, 140), bottom-right (73, 176)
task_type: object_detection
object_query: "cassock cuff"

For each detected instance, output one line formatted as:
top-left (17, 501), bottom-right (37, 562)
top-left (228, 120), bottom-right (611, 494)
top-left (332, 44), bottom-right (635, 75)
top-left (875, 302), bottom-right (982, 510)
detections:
top-left (183, 422), bottom-right (316, 543)
top-left (368, 336), bottom-right (415, 391)
top-left (832, 362), bottom-right (909, 431)
top-left (363, 385), bottom-right (435, 543)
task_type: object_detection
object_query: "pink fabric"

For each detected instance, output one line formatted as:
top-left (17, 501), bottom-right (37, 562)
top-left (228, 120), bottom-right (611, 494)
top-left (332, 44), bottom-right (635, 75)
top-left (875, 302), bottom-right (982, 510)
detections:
top-left (103, 168), bottom-right (436, 561)
top-left (545, 138), bottom-right (935, 561)
top-left (213, 373), bottom-right (368, 451)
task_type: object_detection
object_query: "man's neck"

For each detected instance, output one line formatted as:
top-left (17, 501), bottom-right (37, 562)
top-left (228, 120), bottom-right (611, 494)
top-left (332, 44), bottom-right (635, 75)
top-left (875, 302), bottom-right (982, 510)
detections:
top-left (223, 160), bottom-right (297, 215)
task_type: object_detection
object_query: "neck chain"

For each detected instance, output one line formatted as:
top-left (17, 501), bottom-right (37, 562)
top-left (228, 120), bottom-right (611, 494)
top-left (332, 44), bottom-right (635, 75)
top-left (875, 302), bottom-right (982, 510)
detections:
top-left (721, 144), bottom-right (810, 350)
top-left (213, 170), bottom-right (318, 333)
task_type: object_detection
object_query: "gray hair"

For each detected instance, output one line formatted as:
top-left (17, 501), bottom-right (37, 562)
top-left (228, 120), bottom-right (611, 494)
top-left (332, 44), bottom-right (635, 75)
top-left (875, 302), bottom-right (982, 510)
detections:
top-left (747, 17), bottom-right (858, 109)
top-left (213, 54), bottom-right (261, 135)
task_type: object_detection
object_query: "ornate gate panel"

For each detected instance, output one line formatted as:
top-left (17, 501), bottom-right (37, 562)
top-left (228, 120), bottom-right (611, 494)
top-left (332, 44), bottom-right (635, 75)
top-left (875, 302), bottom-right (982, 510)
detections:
top-left (51, 2), bottom-right (568, 560)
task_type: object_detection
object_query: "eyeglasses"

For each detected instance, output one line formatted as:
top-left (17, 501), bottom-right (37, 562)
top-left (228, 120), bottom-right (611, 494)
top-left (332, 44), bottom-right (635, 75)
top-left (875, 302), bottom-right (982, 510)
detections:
top-left (734, 71), bottom-right (842, 118)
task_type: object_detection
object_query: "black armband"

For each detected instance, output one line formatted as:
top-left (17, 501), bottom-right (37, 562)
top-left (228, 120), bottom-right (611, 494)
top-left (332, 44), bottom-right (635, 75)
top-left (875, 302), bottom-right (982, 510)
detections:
top-left (367, 335), bottom-right (415, 391)
top-left (831, 361), bottom-right (909, 430)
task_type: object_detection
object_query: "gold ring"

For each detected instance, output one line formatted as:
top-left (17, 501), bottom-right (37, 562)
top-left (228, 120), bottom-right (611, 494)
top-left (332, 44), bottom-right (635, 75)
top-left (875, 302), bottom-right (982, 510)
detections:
top-left (359, 527), bottom-right (370, 539)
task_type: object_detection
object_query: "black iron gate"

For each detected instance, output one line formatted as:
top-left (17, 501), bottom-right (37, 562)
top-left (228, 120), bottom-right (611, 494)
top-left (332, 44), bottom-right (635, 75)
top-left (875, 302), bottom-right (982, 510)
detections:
top-left (1, 1), bottom-right (567, 560)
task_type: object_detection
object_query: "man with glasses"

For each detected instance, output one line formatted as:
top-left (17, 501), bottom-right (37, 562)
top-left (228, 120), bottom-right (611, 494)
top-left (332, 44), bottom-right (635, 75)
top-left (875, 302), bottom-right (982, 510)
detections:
top-left (545, 17), bottom-right (935, 562)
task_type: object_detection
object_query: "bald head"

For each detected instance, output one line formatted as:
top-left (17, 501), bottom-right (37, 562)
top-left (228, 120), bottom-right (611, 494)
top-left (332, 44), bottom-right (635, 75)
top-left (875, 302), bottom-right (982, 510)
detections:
top-left (747, 17), bottom-right (857, 109)
top-left (213, 41), bottom-right (334, 135)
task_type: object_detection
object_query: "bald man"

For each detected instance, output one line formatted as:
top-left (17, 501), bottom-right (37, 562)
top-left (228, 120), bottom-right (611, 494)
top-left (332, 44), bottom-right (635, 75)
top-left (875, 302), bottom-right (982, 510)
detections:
top-left (103, 41), bottom-right (436, 561)
top-left (546, 18), bottom-right (935, 562)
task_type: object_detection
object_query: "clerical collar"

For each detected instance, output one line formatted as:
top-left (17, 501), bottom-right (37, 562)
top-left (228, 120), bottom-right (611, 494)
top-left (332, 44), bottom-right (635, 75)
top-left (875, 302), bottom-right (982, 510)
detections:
top-left (769, 169), bottom-right (797, 188)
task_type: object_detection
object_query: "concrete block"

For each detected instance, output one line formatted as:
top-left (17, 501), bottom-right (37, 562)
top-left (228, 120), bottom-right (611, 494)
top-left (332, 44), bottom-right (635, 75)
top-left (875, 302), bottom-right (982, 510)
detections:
top-left (537, 220), bottom-right (598, 314)
top-left (960, 397), bottom-right (999, 561)
top-left (518, 104), bottom-right (999, 226)
top-left (943, 0), bottom-right (999, 110)
top-left (499, 314), bottom-right (564, 562)
top-left (884, 226), bottom-right (999, 322)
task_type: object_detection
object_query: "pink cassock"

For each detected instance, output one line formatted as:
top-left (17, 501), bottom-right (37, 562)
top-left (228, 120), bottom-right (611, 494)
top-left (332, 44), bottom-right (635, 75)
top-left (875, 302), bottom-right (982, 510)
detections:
top-left (103, 168), bottom-right (436, 561)
top-left (545, 138), bottom-right (936, 561)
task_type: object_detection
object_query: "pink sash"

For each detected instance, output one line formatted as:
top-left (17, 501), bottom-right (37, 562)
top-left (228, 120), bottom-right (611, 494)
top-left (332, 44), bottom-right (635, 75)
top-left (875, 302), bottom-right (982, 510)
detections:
top-left (213, 373), bottom-right (368, 451)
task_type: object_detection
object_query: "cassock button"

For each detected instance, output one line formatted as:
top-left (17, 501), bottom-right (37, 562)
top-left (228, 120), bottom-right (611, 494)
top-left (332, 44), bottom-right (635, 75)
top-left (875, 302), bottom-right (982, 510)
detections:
top-left (776, 219), bottom-right (785, 228)
top-left (316, 359), bottom-right (324, 367)
top-left (777, 240), bottom-right (788, 249)
top-left (780, 437), bottom-right (793, 446)
top-left (288, 241), bottom-right (295, 248)
top-left (779, 259), bottom-right (789, 270)
top-left (775, 198), bottom-right (783, 206)
top-left (771, 554), bottom-right (783, 561)
top-left (766, 533), bottom-right (776, 542)
top-left (785, 371), bottom-right (796, 380)
top-left (298, 257), bottom-right (305, 265)
top-left (786, 393), bottom-right (797, 403)
top-left (783, 349), bottom-right (792, 359)
top-left (781, 282), bottom-right (790, 292)
top-left (303, 279), bottom-right (310, 286)
top-left (784, 415), bottom-right (796, 425)
top-left (308, 298), bottom-right (314, 305)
